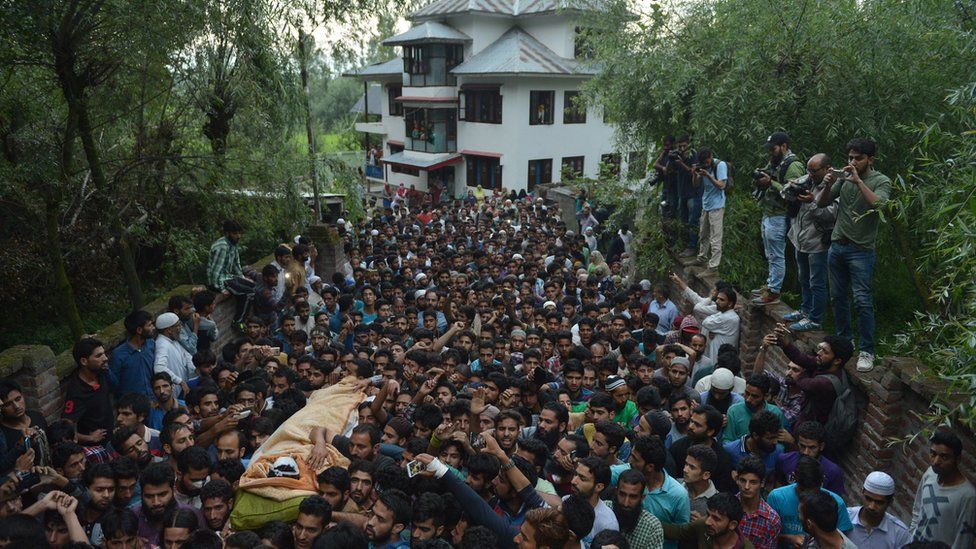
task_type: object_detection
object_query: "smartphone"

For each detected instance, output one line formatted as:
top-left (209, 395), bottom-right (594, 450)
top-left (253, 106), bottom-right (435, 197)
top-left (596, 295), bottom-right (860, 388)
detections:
top-left (270, 347), bottom-right (280, 355)
top-left (828, 168), bottom-right (846, 179)
top-left (24, 436), bottom-right (30, 451)
top-left (235, 410), bottom-right (252, 419)
top-left (16, 471), bottom-right (39, 492)
top-left (406, 459), bottom-right (424, 478)
top-left (471, 435), bottom-right (486, 450)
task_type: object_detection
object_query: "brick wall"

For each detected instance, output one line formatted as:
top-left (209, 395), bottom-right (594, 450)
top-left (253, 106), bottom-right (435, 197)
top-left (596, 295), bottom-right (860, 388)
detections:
top-left (0, 345), bottom-right (61, 424)
top-left (669, 258), bottom-right (976, 522)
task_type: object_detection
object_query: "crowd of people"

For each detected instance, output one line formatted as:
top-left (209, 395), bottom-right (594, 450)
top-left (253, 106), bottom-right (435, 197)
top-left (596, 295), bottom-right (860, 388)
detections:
top-left (0, 144), bottom-right (973, 549)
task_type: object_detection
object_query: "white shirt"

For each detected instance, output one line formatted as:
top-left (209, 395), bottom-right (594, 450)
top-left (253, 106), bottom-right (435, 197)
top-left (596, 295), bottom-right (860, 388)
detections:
top-left (847, 506), bottom-right (910, 549)
top-left (682, 286), bottom-right (740, 361)
top-left (153, 334), bottom-right (195, 396)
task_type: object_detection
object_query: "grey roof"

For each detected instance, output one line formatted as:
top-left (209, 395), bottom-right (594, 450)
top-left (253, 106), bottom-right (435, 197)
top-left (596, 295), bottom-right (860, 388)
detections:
top-left (450, 26), bottom-right (597, 76)
top-left (382, 151), bottom-right (461, 169)
top-left (409, 0), bottom-right (604, 20)
top-left (383, 21), bottom-right (472, 46)
top-left (343, 57), bottom-right (402, 78)
top-left (349, 84), bottom-right (383, 115)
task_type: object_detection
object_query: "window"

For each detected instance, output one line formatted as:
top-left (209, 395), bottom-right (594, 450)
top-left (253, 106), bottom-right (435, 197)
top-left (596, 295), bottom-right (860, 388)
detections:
top-left (563, 91), bottom-right (586, 124)
top-left (528, 159), bottom-right (553, 191)
top-left (402, 44), bottom-right (463, 87)
top-left (388, 143), bottom-right (404, 154)
top-left (467, 156), bottom-right (502, 190)
top-left (391, 164), bottom-right (419, 176)
top-left (600, 153), bottom-right (621, 178)
top-left (404, 108), bottom-right (457, 153)
top-left (529, 91), bottom-right (554, 125)
top-left (574, 26), bottom-right (594, 59)
top-left (387, 85), bottom-right (403, 116)
top-left (561, 156), bottom-right (584, 179)
top-left (628, 151), bottom-right (647, 179)
top-left (459, 88), bottom-right (502, 124)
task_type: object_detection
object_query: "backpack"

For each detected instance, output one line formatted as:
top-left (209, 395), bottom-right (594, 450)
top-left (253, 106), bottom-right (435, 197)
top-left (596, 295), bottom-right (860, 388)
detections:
top-left (818, 371), bottom-right (858, 454)
top-left (724, 160), bottom-right (735, 192)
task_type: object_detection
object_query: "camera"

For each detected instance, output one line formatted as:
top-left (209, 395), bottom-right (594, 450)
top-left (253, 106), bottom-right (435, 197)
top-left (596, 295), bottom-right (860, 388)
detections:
top-left (668, 150), bottom-right (681, 161)
top-left (751, 168), bottom-right (775, 200)
top-left (782, 176), bottom-right (815, 202)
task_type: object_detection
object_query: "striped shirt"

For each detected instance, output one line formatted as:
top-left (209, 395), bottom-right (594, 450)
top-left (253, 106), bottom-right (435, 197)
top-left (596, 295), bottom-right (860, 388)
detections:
top-left (207, 236), bottom-right (243, 289)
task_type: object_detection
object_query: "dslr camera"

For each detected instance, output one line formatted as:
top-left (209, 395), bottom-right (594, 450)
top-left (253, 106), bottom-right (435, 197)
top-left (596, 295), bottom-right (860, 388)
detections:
top-left (668, 149), bottom-right (681, 161)
top-left (782, 176), bottom-right (815, 202)
top-left (751, 168), bottom-right (775, 200)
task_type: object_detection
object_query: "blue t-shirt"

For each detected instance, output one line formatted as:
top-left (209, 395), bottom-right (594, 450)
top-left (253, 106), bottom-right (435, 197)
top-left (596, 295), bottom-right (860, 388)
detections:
top-left (702, 160), bottom-right (728, 211)
top-left (722, 435), bottom-right (783, 478)
top-left (767, 483), bottom-right (852, 539)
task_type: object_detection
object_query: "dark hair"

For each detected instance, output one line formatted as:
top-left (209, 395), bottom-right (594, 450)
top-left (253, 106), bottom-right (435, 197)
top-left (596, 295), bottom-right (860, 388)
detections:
top-left (117, 392), bottom-right (151, 419)
top-left (517, 437), bottom-right (549, 470)
top-left (72, 337), bottom-right (103, 365)
top-left (110, 426), bottom-right (140, 456)
top-left (795, 421), bottom-right (826, 443)
top-left (708, 492), bottom-right (744, 523)
top-left (186, 530), bottom-right (224, 549)
top-left (51, 441), bottom-right (85, 469)
top-left (413, 403), bottom-right (443, 432)
top-left (635, 385), bottom-right (662, 409)
top-left (298, 494), bottom-right (332, 523)
top-left (460, 526), bottom-right (498, 549)
top-left (692, 404), bottom-right (724, 435)
top-left (687, 444), bottom-right (718, 474)
top-left (316, 466), bottom-right (350, 491)
top-left (351, 423), bottom-right (381, 446)
top-left (930, 430), bottom-right (963, 457)
top-left (260, 521), bottom-right (296, 549)
top-left (312, 521), bottom-right (368, 549)
top-left (101, 508), bottom-right (139, 541)
top-left (592, 529), bottom-right (631, 549)
top-left (0, 514), bottom-right (44, 544)
top-left (466, 453), bottom-right (501, 483)
top-left (112, 456), bottom-right (140, 481)
top-left (193, 290), bottom-right (216, 312)
top-left (846, 137), bottom-right (877, 157)
top-left (82, 462), bottom-right (115, 487)
top-left (223, 220), bottom-right (244, 233)
top-left (799, 489), bottom-right (839, 531)
top-left (736, 454), bottom-right (766, 480)
top-left (631, 435), bottom-right (667, 471)
top-left (748, 409), bottom-right (781, 438)
top-left (578, 456), bottom-right (611, 488)
top-left (746, 373), bottom-right (772, 395)
top-left (588, 392), bottom-right (614, 412)
top-left (594, 420), bottom-right (626, 452)
top-left (413, 492), bottom-right (445, 526)
top-left (200, 478), bottom-right (234, 503)
top-left (795, 456), bottom-right (824, 489)
top-left (617, 468), bottom-right (647, 490)
top-left (124, 310), bottom-right (153, 336)
top-left (509, 454), bottom-right (539, 487)
top-left (214, 458), bottom-right (246, 485)
top-left (716, 287), bottom-right (737, 307)
top-left (560, 493), bottom-right (597, 541)
top-left (46, 419), bottom-right (76, 444)
top-left (823, 335), bottom-right (854, 365)
top-left (161, 508), bottom-right (200, 544)
top-left (377, 488), bottom-right (412, 527)
top-left (141, 462), bottom-right (176, 489)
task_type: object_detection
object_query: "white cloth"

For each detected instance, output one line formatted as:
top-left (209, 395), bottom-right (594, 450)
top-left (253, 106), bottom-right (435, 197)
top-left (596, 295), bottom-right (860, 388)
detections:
top-left (153, 334), bottom-right (196, 396)
top-left (681, 287), bottom-right (740, 361)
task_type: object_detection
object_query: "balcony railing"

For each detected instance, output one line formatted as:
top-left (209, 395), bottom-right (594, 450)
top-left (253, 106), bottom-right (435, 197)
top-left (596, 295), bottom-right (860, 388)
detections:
top-left (365, 164), bottom-right (384, 179)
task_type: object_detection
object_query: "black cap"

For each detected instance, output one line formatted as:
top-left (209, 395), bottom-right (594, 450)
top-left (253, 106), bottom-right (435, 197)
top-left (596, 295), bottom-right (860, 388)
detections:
top-left (763, 131), bottom-right (790, 149)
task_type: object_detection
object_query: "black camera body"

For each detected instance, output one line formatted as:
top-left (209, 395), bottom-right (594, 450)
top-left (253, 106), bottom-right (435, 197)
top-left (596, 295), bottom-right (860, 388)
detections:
top-left (751, 168), bottom-right (775, 200)
top-left (668, 150), bottom-right (681, 161)
top-left (782, 176), bottom-right (815, 202)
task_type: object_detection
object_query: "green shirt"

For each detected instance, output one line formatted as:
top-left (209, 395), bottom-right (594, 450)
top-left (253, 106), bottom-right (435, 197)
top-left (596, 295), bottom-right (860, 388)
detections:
top-left (614, 400), bottom-right (639, 427)
top-left (760, 154), bottom-right (805, 217)
top-left (722, 401), bottom-right (788, 442)
top-left (827, 170), bottom-right (891, 249)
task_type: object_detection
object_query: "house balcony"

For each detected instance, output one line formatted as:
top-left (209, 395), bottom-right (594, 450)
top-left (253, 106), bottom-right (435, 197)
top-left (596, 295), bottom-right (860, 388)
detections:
top-left (364, 164), bottom-right (385, 180)
top-left (355, 121), bottom-right (386, 134)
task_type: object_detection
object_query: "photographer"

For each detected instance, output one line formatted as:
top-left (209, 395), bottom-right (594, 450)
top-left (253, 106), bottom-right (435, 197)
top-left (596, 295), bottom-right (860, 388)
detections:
top-left (692, 148), bottom-right (728, 272)
top-left (672, 136), bottom-right (700, 257)
top-left (782, 154), bottom-right (838, 332)
top-left (653, 135), bottom-right (680, 220)
top-left (751, 132), bottom-right (805, 306)
top-left (816, 138), bottom-right (891, 373)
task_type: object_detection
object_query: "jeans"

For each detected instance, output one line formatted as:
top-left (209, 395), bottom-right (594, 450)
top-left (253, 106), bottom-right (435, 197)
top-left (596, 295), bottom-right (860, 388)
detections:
top-left (828, 242), bottom-right (876, 354)
top-left (761, 215), bottom-right (788, 293)
top-left (685, 196), bottom-right (702, 249)
top-left (796, 249), bottom-right (828, 324)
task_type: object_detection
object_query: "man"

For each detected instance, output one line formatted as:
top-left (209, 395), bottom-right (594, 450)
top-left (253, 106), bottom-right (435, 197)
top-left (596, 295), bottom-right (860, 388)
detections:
top-left (109, 310), bottom-right (156, 397)
top-left (783, 153), bottom-right (838, 332)
top-left (668, 276), bottom-right (740, 362)
top-left (134, 462), bottom-right (203, 541)
top-left (621, 435), bottom-right (689, 549)
top-left (568, 457), bottom-right (618, 546)
top-left (316, 466), bottom-right (358, 515)
top-left (113, 393), bottom-right (161, 453)
top-left (200, 479), bottom-right (234, 532)
top-left (667, 393), bottom-right (693, 449)
top-left (112, 457), bottom-right (143, 508)
top-left (78, 463), bottom-right (115, 545)
top-left (173, 446), bottom-right (211, 508)
top-left (515, 508), bottom-right (571, 549)
top-left (662, 492), bottom-right (756, 549)
top-left (215, 429), bottom-right (247, 464)
top-left (348, 460), bottom-right (376, 510)
top-left (766, 457), bottom-right (852, 546)
top-left (147, 372), bottom-right (184, 430)
top-left (694, 147), bottom-right (728, 272)
top-left (411, 492), bottom-right (447, 543)
top-left (364, 489), bottom-right (411, 549)
top-left (648, 285), bottom-right (678, 336)
top-left (798, 491), bottom-right (858, 549)
top-left (590, 420), bottom-right (626, 467)
top-left (722, 409), bottom-right (782, 474)
top-left (153, 312), bottom-right (195, 399)
top-left (669, 404), bottom-right (735, 494)
top-left (167, 295), bottom-right (199, 355)
top-left (63, 338), bottom-right (113, 446)
top-left (772, 330), bottom-right (853, 428)
top-left (207, 219), bottom-right (246, 292)
top-left (752, 131), bottom-right (805, 306)
top-left (846, 471), bottom-right (910, 549)
top-left (682, 444), bottom-right (719, 519)
top-left (734, 456), bottom-right (781, 549)
top-left (722, 374), bottom-right (786, 443)
top-left (909, 430), bottom-right (976, 547)
top-left (605, 376), bottom-right (638, 427)
top-left (606, 468), bottom-right (665, 549)
top-left (816, 138), bottom-right (891, 372)
top-left (774, 421), bottom-right (844, 495)
top-left (293, 495), bottom-right (331, 549)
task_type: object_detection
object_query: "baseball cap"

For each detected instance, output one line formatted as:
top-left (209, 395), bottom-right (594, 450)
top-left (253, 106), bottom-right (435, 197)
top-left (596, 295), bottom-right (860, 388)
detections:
top-left (763, 131), bottom-right (790, 150)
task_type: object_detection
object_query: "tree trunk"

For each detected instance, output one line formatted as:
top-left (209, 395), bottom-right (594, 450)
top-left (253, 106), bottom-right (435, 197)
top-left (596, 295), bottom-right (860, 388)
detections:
top-left (298, 28), bottom-right (321, 221)
top-left (73, 95), bottom-right (146, 309)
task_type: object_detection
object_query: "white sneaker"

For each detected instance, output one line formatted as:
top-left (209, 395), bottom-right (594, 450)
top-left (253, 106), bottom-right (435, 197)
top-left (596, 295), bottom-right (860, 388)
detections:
top-left (856, 351), bottom-right (875, 372)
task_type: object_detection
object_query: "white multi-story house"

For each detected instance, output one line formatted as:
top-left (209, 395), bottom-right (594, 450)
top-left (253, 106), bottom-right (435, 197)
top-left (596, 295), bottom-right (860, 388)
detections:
top-left (348, 0), bottom-right (633, 196)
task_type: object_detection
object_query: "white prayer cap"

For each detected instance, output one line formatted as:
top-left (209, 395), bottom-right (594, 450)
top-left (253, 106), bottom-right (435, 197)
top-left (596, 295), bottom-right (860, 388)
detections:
top-left (863, 471), bottom-right (895, 496)
top-left (155, 312), bottom-right (180, 330)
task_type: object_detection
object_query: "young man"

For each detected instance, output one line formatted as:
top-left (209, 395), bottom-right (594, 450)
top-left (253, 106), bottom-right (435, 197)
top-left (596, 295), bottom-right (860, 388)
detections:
top-left (766, 457), bottom-right (852, 546)
top-left (620, 435), bottom-right (690, 549)
top-left (774, 421), bottom-right (844, 495)
top-left (816, 138), bottom-right (891, 372)
top-left (694, 147), bottom-right (729, 272)
top-left (606, 468), bottom-right (665, 549)
top-left (846, 471), bottom-right (910, 549)
top-left (722, 374), bottom-right (786, 443)
top-left (108, 310), bottom-right (156, 397)
top-left (78, 463), bottom-right (116, 545)
top-left (908, 430), bottom-right (976, 548)
top-left (147, 372), bottom-right (185, 430)
top-left (722, 409), bottom-right (783, 474)
top-left (662, 492), bottom-right (756, 549)
top-left (63, 338), bottom-right (113, 446)
top-left (735, 456), bottom-right (781, 549)
top-left (669, 404), bottom-right (735, 494)
top-left (113, 393), bottom-right (162, 453)
top-left (568, 457), bottom-right (618, 546)
top-left (173, 446), bottom-right (211, 508)
top-left (364, 489), bottom-right (411, 549)
top-left (798, 491), bottom-right (858, 549)
top-left (316, 466), bottom-right (358, 515)
top-left (200, 479), bottom-right (234, 532)
top-left (293, 495), bottom-right (331, 549)
top-left (682, 444), bottom-right (719, 519)
top-left (134, 462), bottom-right (203, 542)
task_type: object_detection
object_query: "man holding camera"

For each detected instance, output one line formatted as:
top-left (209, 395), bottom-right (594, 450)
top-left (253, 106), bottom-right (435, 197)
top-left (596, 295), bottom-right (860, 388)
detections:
top-left (752, 132), bottom-right (805, 306)
top-left (673, 136), bottom-right (701, 257)
top-left (816, 138), bottom-right (891, 372)
top-left (653, 135), bottom-right (680, 220)
top-left (782, 153), bottom-right (838, 332)
top-left (692, 148), bottom-right (728, 272)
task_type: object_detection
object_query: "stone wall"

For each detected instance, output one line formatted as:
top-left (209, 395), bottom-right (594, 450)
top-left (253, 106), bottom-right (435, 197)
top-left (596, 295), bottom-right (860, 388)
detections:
top-left (0, 346), bottom-right (61, 424)
top-left (670, 257), bottom-right (976, 522)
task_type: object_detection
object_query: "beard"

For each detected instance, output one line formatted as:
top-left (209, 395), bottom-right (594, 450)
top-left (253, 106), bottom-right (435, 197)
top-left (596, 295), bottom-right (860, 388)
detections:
top-left (545, 459), bottom-right (572, 478)
top-left (533, 427), bottom-right (561, 449)
top-left (613, 502), bottom-right (642, 533)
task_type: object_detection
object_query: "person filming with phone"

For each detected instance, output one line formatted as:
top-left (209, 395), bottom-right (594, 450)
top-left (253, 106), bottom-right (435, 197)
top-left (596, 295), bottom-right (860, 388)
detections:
top-left (816, 138), bottom-right (891, 373)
